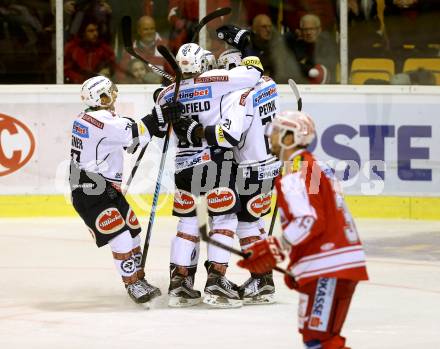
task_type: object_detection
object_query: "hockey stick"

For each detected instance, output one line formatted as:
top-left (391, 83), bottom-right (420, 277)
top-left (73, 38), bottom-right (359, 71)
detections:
top-left (190, 7), bottom-right (232, 43)
top-left (268, 79), bottom-right (302, 236)
top-left (288, 78), bottom-right (302, 113)
top-left (121, 16), bottom-right (174, 84)
top-left (196, 196), bottom-right (294, 277)
top-left (140, 45), bottom-right (182, 270)
top-left (123, 145), bottom-right (147, 195)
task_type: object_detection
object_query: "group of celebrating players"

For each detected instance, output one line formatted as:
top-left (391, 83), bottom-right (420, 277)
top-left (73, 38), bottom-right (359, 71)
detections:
top-left (69, 23), bottom-right (369, 349)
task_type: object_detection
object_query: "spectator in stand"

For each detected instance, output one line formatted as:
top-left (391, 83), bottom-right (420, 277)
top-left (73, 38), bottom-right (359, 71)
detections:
top-left (283, 14), bottom-right (338, 84)
top-left (167, 0), bottom-right (230, 54)
top-left (64, 0), bottom-right (112, 42)
top-left (117, 15), bottom-right (170, 84)
top-left (243, 14), bottom-right (300, 81)
top-left (108, 1), bottom-right (171, 59)
top-left (64, 19), bottom-right (116, 83)
top-left (125, 59), bottom-right (161, 84)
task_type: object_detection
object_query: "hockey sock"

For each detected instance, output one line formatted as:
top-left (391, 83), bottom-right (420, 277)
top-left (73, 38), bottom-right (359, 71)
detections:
top-left (170, 217), bottom-right (200, 268)
top-left (131, 234), bottom-right (144, 280)
top-left (208, 214), bottom-right (237, 265)
top-left (237, 221), bottom-right (262, 250)
top-left (207, 229), bottom-right (234, 266)
top-left (109, 230), bottom-right (137, 285)
top-left (170, 232), bottom-right (200, 267)
top-left (257, 218), bottom-right (268, 239)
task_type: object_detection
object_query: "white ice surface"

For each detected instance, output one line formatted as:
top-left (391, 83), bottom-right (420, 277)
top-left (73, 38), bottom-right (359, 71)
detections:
top-left (0, 217), bottom-right (439, 349)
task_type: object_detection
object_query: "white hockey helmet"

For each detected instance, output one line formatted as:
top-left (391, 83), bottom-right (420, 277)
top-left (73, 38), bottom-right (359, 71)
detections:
top-left (201, 49), bottom-right (217, 72)
top-left (272, 110), bottom-right (316, 149)
top-left (217, 49), bottom-right (242, 70)
top-left (176, 43), bottom-right (205, 74)
top-left (80, 76), bottom-right (117, 108)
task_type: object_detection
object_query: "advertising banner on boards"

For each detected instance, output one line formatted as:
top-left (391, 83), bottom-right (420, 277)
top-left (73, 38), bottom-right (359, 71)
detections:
top-left (0, 85), bottom-right (438, 197)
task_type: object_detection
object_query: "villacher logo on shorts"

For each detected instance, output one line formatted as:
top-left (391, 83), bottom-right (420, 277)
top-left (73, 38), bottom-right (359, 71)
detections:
top-left (173, 189), bottom-right (196, 214)
top-left (0, 113), bottom-right (36, 177)
top-left (126, 208), bottom-right (140, 230)
top-left (247, 195), bottom-right (265, 218)
top-left (95, 208), bottom-right (125, 234)
top-left (246, 193), bottom-right (272, 218)
top-left (206, 187), bottom-right (236, 213)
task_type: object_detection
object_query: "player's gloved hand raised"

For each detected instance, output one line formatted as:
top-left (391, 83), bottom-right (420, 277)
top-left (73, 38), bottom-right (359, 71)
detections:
top-left (173, 117), bottom-right (203, 145)
top-left (237, 237), bottom-right (285, 274)
top-left (143, 101), bottom-right (184, 138)
top-left (141, 113), bottom-right (167, 138)
top-left (216, 25), bottom-right (250, 52)
top-left (151, 101), bottom-right (184, 126)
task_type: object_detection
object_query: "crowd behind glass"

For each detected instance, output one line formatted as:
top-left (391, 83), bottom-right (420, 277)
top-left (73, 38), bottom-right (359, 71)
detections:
top-left (0, 0), bottom-right (439, 85)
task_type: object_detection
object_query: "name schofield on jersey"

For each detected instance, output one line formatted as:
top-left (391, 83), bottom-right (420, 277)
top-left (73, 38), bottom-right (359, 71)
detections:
top-left (183, 101), bottom-right (211, 114)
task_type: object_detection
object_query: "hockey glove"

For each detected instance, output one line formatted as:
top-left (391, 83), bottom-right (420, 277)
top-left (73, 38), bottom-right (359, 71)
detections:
top-left (173, 117), bottom-right (203, 145)
top-left (151, 101), bottom-right (184, 126)
top-left (153, 87), bottom-right (164, 103)
top-left (141, 114), bottom-right (167, 138)
top-left (216, 25), bottom-right (251, 52)
top-left (237, 237), bottom-right (285, 274)
top-left (241, 56), bottom-right (264, 74)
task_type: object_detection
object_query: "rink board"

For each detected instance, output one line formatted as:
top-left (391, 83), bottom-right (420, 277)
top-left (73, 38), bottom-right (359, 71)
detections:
top-left (0, 85), bottom-right (439, 219)
top-left (1, 194), bottom-right (439, 220)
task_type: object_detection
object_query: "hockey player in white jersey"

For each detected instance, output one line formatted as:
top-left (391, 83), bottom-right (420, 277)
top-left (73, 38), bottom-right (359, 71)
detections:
top-left (69, 76), bottom-right (183, 304)
top-left (216, 48), bottom-right (281, 305)
top-left (156, 39), bottom-right (264, 308)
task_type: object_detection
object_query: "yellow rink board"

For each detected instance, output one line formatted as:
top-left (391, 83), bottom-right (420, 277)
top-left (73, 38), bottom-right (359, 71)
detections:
top-left (0, 195), bottom-right (439, 220)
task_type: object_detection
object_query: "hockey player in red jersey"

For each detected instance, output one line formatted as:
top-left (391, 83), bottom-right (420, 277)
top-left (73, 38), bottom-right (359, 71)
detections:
top-left (237, 111), bottom-right (369, 349)
top-left (70, 76), bottom-right (183, 304)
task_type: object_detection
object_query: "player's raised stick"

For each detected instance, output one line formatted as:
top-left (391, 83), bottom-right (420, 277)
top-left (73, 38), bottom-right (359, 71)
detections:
top-left (268, 79), bottom-right (302, 236)
top-left (191, 7), bottom-right (232, 43)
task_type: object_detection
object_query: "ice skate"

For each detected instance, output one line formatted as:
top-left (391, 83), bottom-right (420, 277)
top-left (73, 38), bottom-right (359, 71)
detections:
top-left (138, 278), bottom-right (162, 301)
top-left (135, 269), bottom-right (161, 301)
top-left (203, 261), bottom-right (243, 308)
top-left (126, 280), bottom-right (154, 304)
top-left (168, 265), bottom-right (202, 308)
top-left (238, 272), bottom-right (275, 305)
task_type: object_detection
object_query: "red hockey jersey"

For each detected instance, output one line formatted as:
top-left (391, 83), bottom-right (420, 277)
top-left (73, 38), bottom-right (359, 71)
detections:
top-left (275, 149), bottom-right (369, 287)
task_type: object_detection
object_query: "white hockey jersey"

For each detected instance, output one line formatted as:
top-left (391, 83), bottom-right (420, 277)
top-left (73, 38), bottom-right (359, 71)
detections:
top-left (156, 66), bottom-right (261, 166)
top-left (215, 76), bottom-right (280, 167)
top-left (235, 76), bottom-right (279, 165)
top-left (70, 109), bottom-right (151, 183)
